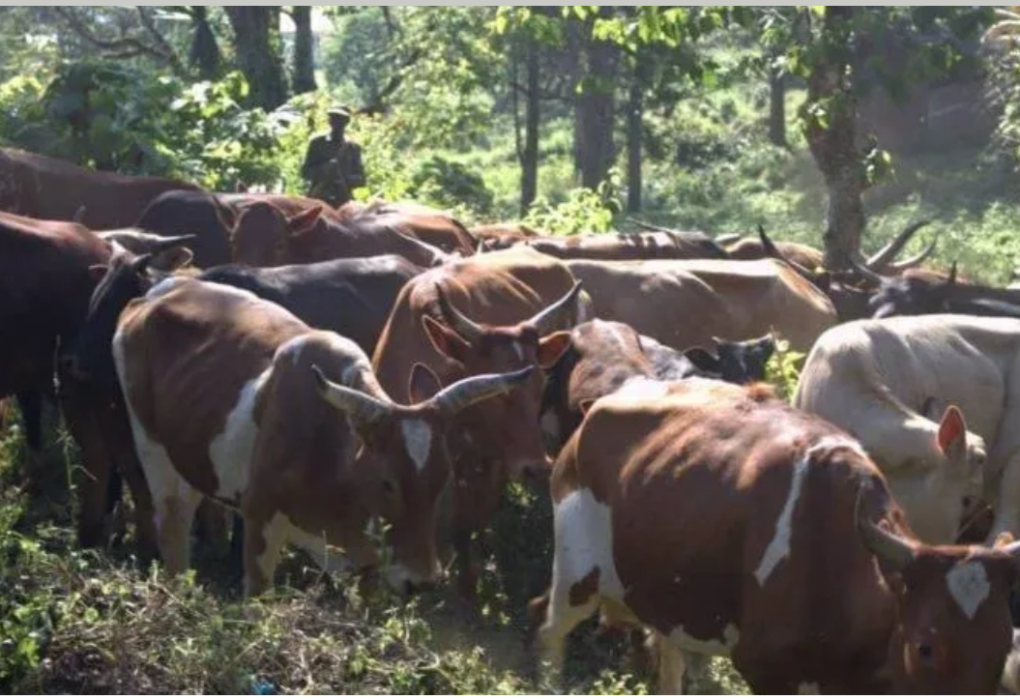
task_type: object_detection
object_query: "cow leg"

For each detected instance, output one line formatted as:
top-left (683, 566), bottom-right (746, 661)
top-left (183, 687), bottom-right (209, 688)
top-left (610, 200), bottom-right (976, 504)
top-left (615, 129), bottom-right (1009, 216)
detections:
top-left (533, 568), bottom-right (599, 687)
top-left (17, 391), bottom-right (45, 489)
top-left (58, 382), bottom-right (115, 549)
top-left (195, 499), bottom-right (231, 556)
top-left (656, 638), bottom-right (688, 695)
top-left (154, 484), bottom-right (202, 577)
top-left (243, 512), bottom-right (288, 598)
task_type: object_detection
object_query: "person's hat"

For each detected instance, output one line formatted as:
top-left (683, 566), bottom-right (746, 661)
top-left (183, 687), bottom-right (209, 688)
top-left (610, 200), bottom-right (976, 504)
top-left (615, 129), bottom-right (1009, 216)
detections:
top-left (327, 107), bottom-right (352, 122)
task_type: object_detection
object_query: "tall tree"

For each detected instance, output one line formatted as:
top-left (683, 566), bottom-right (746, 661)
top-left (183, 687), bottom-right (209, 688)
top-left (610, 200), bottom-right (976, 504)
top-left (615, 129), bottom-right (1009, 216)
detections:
top-left (224, 7), bottom-right (288, 111)
top-left (574, 11), bottom-right (619, 190)
top-left (187, 6), bottom-right (220, 80)
top-left (291, 6), bottom-right (316, 94)
top-left (626, 49), bottom-right (648, 212)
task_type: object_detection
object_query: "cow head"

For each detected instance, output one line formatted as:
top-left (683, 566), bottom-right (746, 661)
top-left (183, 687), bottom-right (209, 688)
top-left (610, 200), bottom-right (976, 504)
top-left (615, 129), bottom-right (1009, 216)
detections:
top-left (539, 319), bottom-right (654, 456)
top-left (682, 334), bottom-right (776, 385)
top-left (421, 282), bottom-right (581, 479)
top-left (887, 402), bottom-right (986, 545)
top-left (230, 202), bottom-right (322, 267)
top-left (858, 498), bottom-right (1020, 693)
top-left (868, 264), bottom-right (959, 319)
top-left (312, 362), bottom-right (533, 594)
top-left (61, 236), bottom-right (196, 391)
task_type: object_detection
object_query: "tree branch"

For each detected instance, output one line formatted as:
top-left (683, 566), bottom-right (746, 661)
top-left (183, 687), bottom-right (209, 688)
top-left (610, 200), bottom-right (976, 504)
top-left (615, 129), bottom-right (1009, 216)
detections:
top-left (52, 7), bottom-right (185, 75)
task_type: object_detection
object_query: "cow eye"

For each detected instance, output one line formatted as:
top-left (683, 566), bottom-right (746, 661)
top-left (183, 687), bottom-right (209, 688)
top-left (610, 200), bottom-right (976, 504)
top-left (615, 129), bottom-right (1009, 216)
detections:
top-left (382, 478), bottom-right (397, 496)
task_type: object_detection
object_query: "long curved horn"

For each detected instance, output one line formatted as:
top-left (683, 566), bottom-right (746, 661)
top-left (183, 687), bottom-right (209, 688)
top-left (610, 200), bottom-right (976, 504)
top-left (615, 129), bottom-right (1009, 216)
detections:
top-left (433, 365), bottom-right (534, 416)
top-left (866, 219), bottom-right (932, 270)
top-left (847, 256), bottom-right (887, 286)
top-left (528, 281), bottom-right (584, 335)
top-left (434, 283), bottom-right (484, 343)
top-left (856, 489), bottom-right (916, 571)
top-left (884, 231), bottom-right (940, 273)
top-left (758, 224), bottom-right (818, 281)
top-left (394, 230), bottom-right (452, 267)
top-left (714, 233), bottom-right (742, 246)
top-left (312, 365), bottom-right (391, 425)
top-left (149, 233), bottom-right (199, 253)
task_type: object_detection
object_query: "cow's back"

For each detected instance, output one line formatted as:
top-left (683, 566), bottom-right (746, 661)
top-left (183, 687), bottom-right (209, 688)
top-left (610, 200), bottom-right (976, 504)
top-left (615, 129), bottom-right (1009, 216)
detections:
top-left (567, 258), bottom-right (834, 353)
top-left (0, 148), bottom-right (198, 229)
top-left (114, 280), bottom-right (308, 492)
top-left (373, 248), bottom-right (577, 399)
top-left (563, 380), bottom-right (898, 687)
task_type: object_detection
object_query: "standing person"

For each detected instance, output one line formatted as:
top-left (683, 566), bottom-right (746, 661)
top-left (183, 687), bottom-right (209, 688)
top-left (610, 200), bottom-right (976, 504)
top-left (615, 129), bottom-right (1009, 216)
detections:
top-left (301, 107), bottom-right (366, 207)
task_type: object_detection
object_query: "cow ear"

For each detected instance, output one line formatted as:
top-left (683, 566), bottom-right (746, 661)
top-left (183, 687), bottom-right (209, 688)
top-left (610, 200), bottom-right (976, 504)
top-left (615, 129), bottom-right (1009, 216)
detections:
top-left (408, 363), bottom-right (442, 404)
top-left (422, 316), bottom-right (470, 362)
top-left (937, 405), bottom-right (967, 458)
top-left (89, 264), bottom-right (109, 281)
top-left (538, 331), bottom-right (572, 368)
top-left (150, 247), bottom-right (194, 272)
top-left (287, 206), bottom-right (322, 238)
top-left (578, 398), bottom-right (595, 416)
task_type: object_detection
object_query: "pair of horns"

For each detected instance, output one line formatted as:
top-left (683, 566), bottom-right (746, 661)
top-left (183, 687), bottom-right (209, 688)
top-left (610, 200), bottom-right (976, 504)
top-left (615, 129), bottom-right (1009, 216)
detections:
top-left (131, 234), bottom-right (198, 271)
top-left (435, 281), bottom-right (584, 343)
top-left (856, 488), bottom-right (1020, 569)
top-left (312, 364), bottom-right (534, 425)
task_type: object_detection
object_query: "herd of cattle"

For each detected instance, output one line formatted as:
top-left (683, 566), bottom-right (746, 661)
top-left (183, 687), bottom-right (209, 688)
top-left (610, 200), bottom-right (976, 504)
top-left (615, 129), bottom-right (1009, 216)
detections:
top-left (7, 146), bottom-right (1020, 692)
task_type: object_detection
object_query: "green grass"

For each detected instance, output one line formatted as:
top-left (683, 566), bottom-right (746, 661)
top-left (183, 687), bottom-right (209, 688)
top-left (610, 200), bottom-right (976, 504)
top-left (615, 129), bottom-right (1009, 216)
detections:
top-left (0, 404), bottom-right (749, 694)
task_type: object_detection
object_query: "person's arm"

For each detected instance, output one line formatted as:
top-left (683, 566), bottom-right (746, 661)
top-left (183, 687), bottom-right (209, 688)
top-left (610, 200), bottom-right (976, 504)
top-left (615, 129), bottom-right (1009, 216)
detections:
top-left (301, 139), bottom-right (327, 181)
top-left (346, 144), bottom-right (367, 190)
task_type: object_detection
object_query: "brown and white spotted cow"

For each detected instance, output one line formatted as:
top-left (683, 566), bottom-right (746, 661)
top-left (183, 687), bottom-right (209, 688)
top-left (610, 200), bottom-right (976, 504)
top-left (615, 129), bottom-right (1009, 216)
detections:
top-left (533, 378), bottom-right (1020, 693)
top-left (372, 247), bottom-right (589, 593)
top-left (113, 278), bottom-right (532, 595)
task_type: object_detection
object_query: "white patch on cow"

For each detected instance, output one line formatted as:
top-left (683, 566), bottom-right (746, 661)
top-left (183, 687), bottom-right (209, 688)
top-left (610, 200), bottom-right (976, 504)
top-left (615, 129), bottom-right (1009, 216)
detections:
top-left (208, 367), bottom-right (272, 500)
top-left (797, 682), bottom-right (821, 694)
top-left (668, 623), bottom-right (740, 657)
top-left (754, 452), bottom-right (811, 586)
top-left (615, 376), bottom-right (670, 401)
top-left (401, 419), bottom-right (432, 472)
top-left (286, 517), bottom-right (352, 574)
top-left (113, 325), bottom-right (199, 562)
top-left (945, 558), bottom-right (990, 620)
top-left (552, 488), bottom-right (624, 600)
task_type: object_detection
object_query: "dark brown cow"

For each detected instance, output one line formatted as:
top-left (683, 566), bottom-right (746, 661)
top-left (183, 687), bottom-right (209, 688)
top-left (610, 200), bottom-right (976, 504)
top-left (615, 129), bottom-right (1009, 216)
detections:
top-left (563, 258), bottom-right (835, 353)
top-left (0, 211), bottom-right (126, 548)
top-left (0, 147), bottom-right (198, 229)
top-left (113, 279), bottom-right (532, 595)
top-left (533, 378), bottom-right (1020, 693)
top-left (514, 231), bottom-right (727, 261)
top-left (341, 201), bottom-right (478, 255)
top-left (727, 237), bottom-right (825, 270)
top-left (371, 247), bottom-right (588, 593)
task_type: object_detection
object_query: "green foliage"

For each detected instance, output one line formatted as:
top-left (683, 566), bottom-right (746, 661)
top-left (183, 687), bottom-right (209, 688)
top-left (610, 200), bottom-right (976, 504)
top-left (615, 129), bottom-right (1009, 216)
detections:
top-left (765, 336), bottom-right (806, 402)
top-left (409, 156), bottom-right (494, 217)
top-left (523, 171), bottom-right (620, 235)
top-left (0, 61), bottom-right (288, 191)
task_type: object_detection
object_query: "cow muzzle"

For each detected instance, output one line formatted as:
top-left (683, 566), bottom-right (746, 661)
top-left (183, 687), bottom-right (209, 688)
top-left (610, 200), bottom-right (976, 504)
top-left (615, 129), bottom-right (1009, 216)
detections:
top-left (383, 560), bottom-right (442, 598)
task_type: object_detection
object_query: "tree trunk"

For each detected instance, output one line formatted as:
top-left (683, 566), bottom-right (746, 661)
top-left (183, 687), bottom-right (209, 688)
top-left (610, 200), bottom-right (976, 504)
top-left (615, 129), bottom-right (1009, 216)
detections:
top-left (626, 52), bottom-right (645, 213)
top-left (291, 6), bottom-right (316, 95)
top-left (575, 29), bottom-right (618, 190)
top-left (224, 7), bottom-right (288, 111)
top-left (188, 6), bottom-right (220, 80)
top-left (802, 6), bottom-right (865, 269)
top-left (768, 64), bottom-right (786, 147)
top-left (520, 36), bottom-right (541, 215)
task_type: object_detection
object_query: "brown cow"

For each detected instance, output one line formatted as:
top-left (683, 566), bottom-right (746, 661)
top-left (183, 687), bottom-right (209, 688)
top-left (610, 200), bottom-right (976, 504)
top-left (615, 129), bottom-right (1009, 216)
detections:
top-left (113, 278), bottom-right (532, 595)
top-left (563, 258), bottom-right (835, 353)
top-left (0, 147), bottom-right (198, 229)
top-left (229, 202), bottom-right (458, 269)
top-left (471, 222), bottom-right (542, 251)
top-left (533, 378), bottom-right (1020, 693)
top-left (372, 247), bottom-right (588, 593)
top-left (512, 231), bottom-right (727, 261)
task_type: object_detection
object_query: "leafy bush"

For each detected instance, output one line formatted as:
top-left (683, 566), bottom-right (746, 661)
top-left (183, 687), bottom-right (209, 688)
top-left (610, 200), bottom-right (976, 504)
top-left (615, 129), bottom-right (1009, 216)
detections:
top-left (0, 61), bottom-right (290, 192)
top-left (409, 156), bottom-right (494, 216)
top-left (523, 169), bottom-right (622, 235)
